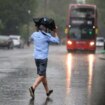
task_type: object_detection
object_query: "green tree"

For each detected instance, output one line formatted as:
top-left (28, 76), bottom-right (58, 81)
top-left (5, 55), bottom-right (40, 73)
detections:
top-left (0, 0), bottom-right (37, 36)
top-left (87, 0), bottom-right (105, 36)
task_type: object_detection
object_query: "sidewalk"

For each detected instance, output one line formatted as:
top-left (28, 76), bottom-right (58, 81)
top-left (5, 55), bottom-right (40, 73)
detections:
top-left (96, 49), bottom-right (105, 60)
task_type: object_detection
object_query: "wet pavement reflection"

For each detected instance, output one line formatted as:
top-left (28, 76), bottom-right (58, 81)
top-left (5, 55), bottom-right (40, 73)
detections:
top-left (42, 98), bottom-right (53, 105)
top-left (0, 46), bottom-right (105, 105)
top-left (65, 53), bottom-right (96, 105)
top-left (88, 54), bottom-right (95, 98)
top-left (66, 53), bottom-right (72, 94)
top-left (28, 97), bottom-right (53, 105)
top-left (29, 98), bottom-right (34, 105)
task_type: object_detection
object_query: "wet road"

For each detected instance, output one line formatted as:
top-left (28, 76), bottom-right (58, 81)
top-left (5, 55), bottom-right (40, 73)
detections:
top-left (0, 45), bottom-right (105, 105)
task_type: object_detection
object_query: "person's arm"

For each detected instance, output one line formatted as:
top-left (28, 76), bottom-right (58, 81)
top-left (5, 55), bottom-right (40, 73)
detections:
top-left (29, 33), bottom-right (35, 42)
top-left (50, 27), bottom-right (59, 37)
top-left (47, 31), bottom-right (60, 44)
top-left (50, 31), bottom-right (58, 37)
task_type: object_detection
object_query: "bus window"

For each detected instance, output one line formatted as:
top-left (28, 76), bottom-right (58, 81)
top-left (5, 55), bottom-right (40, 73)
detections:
top-left (69, 27), bottom-right (81, 40)
top-left (69, 27), bottom-right (95, 40)
top-left (71, 7), bottom-right (94, 18)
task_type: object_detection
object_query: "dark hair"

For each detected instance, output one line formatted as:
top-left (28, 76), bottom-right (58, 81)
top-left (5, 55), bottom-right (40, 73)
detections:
top-left (33, 17), bottom-right (56, 31)
top-left (33, 18), bottom-right (42, 28)
top-left (40, 17), bottom-right (49, 28)
top-left (47, 18), bottom-right (56, 31)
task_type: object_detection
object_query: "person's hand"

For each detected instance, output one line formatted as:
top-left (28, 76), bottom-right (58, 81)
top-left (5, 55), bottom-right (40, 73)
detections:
top-left (53, 26), bottom-right (59, 37)
top-left (50, 30), bottom-right (58, 37)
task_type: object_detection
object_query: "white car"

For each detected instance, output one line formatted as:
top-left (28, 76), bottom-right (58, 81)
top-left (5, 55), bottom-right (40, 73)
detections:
top-left (9, 35), bottom-right (24, 48)
top-left (96, 37), bottom-right (105, 47)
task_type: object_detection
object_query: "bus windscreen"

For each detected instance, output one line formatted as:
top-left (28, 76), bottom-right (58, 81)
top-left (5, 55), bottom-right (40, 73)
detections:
top-left (69, 27), bottom-right (95, 40)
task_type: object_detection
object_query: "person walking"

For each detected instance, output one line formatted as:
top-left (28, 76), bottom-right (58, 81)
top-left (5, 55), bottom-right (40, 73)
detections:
top-left (29, 17), bottom-right (60, 99)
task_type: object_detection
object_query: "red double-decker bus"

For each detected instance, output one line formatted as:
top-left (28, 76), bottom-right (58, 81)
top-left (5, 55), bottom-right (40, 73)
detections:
top-left (65, 4), bottom-right (98, 53)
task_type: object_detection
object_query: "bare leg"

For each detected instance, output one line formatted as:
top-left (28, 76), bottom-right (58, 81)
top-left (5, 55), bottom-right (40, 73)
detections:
top-left (42, 77), bottom-right (49, 93)
top-left (42, 77), bottom-right (53, 96)
top-left (32, 75), bottom-right (44, 90)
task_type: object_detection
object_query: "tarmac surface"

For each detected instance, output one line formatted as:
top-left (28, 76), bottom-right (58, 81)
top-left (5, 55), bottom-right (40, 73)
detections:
top-left (0, 45), bottom-right (105, 105)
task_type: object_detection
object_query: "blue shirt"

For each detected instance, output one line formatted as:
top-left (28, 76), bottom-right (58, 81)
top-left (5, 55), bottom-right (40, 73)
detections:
top-left (31, 31), bottom-right (60, 59)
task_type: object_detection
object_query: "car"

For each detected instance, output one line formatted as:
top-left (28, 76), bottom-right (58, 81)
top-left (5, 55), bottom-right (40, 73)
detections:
top-left (0, 35), bottom-right (13, 49)
top-left (96, 37), bottom-right (105, 47)
top-left (9, 35), bottom-right (24, 48)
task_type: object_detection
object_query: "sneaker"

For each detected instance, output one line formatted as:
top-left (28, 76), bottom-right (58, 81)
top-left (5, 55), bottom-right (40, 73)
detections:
top-left (46, 90), bottom-right (53, 97)
top-left (29, 86), bottom-right (34, 98)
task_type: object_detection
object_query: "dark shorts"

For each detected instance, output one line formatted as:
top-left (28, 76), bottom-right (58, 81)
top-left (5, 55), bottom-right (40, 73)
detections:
top-left (35, 58), bottom-right (48, 76)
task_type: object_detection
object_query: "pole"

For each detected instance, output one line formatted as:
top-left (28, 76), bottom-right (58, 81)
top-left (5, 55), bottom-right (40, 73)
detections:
top-left (27, 10), bottom-right (31, 46)
top-left (44, 0), bottom-right (48, 16)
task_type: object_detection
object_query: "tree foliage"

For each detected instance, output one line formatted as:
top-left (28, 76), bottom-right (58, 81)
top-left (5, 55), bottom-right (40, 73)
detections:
top-left (0, 0), bottom-right (36, 35)
top-left (1, 0), bottom-right (105, 38)
top-left (87, 0), bottom-right (105, 36)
